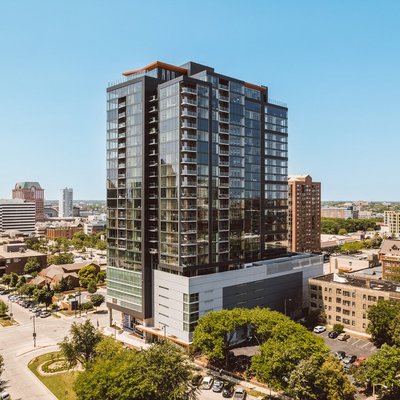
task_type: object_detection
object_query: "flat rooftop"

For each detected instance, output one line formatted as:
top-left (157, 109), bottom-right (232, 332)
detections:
top-left (0, 248), bottom-right (45, 259)
top-left (312, 267), bottom-right (400, 294)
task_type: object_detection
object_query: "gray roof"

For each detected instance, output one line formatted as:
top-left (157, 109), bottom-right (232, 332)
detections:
top-left (380, 239), bottom-right (400, 256)
top-left (14, 182), bottom-right (42, 190)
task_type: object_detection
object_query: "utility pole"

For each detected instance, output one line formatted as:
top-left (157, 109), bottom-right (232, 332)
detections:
top-left (31, 316), bottom-right (37, 347)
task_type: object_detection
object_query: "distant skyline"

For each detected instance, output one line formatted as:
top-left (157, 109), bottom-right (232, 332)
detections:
top-left (1, 0), bottom-right (399, 200)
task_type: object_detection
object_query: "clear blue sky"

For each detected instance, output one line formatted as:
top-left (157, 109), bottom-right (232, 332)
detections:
top-left (0, 0), bottom-right (399, 200)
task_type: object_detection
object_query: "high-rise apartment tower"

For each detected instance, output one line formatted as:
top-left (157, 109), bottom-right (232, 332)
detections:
top-left (288, 175), bottom-right (321, 253)
top-left (59, 188), bottom-right (73, 217)
top-left (106, 62), bottom-right (321, 344)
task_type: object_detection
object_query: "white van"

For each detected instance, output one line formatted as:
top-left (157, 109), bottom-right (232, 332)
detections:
top-left (201, 375), bottom-right (214, 390)
top-left (0, 391), bottom-right (10, 400)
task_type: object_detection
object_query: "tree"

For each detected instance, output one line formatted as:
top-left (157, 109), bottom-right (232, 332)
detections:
top-left (96, 270), bottom-right (106, 284)
top-left (33, 287), bottom-right (54, 309)
top-left (251, 321), bottom-right (329, 389)
top-left (48, 253), bottom-right (74, 265)
top-left (9, 272), bottom-right (18, 288)
top-left (90, 294), bottom-right (105, 310)
top-left (1, 274), bottom-right (11, 288)
top-left (332, 324), bottom-right (344, 333)
top-left (367, 299), bottom-right (400, 346)
top-left (55, 276), bottom-right (74, 292)
top-left (59, 320), bottom-right (102, 368)
top-left (0, 300), bottom-right (8, 318)
top-left (24, 257), bottom-right (41, 274)
top-left (193, 308), bottom-right (249, 363)
top-left (16, 275), bottom-right (26, 288)
top-left (87, 280), bottom-right (97, 294)
top-left (287, 355), bottom-right (355, 400)
top-left (78, 265), bottom-right (98, 288)
top-left (354, 344), bottom-right (400, 399)
top-left (338, 228), bottom-right (348, 235)
top-left (74, 341), bottom-right (198, 400)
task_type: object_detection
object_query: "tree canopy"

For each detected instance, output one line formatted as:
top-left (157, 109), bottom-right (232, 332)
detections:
top-left (321, 218), bottom-right (380, 235)
top-left (59, 319), bottom-right (102, 368)
top-left (78, 265), bottom-right (98, 288)
top-left (74, 340), bottom-right (197, 400)
top-left (24, 257), bottom-right (42, 274)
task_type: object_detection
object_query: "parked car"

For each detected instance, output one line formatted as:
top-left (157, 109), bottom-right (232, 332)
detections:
top-left (334, 351), bottom-right (346, 360)
top-left (353, 356), bottom-right (367, 366)
top-left (222, 383), bottom-right (235, 398)
top-left (201, 376), bottom-right (214, 390)
top-left (0, 391), bottom-right (10, 400)
top-left (328, 331), bottom-right (339, 339)
top-left (313, 325), bottom-right (326, 333)
top-left (337, 333), bottom-right (350, 341)
top-left (342, 355), bottom-right (357, 364)
top-left (233, 388), bottom-right (247, 399)
top-left (40, 311), bottom-right (51, 318)
top-left (212, 379), bottom-right (224, 392)
top-left (35, 310), bottom-right (42, 317)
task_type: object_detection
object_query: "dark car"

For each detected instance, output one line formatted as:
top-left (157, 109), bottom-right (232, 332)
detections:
top-left (328, 331), bottom-right (339, 339)
top-left (222, 383), bottom-right (235, 398)
top-left (334, 351), bottom-right (346, 360)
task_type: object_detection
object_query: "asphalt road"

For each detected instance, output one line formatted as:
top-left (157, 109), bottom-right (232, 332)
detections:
top-left (0, 291), bottom-right (109, 400)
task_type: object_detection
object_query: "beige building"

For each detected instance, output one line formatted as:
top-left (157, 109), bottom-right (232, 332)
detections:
top-left (327, 253), bottom-right (379, 274)
top-left (379, 239), bottom-right (400, 280)
top-left (309, 269), bottom-right (400, 335)
top-left (288, 175), bottom-right (321, 253)
top-left (384, 211), bottom-right (400, 237)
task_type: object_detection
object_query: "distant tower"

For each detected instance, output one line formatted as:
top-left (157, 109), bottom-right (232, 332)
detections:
top-left (288, 175), bottom-right (321, 253)
top-left (12, 182), bottom-right (45, 222)
top-left (59, 188), bottom-right (73, 217)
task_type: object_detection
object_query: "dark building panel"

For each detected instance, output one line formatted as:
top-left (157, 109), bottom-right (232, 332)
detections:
top-left (222, 272), bottom-right (302, 313)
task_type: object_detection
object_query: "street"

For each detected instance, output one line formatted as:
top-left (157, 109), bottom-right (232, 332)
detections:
top-left (0, 292), bottom-right (109, 400)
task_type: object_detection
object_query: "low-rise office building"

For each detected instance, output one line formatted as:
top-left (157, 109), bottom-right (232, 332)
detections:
top-left (0, 199), bottom-right (36, 235)
top-left (327, 253), bottom-right (379, 274)
top-left (0, 242), bottom-right (47, 276)
top-left (309, 268), bottom-right (400, 335)
top-left (46, 225), bottom-right (83, 240)
top-left (321, 206), bottom-right (359, 219)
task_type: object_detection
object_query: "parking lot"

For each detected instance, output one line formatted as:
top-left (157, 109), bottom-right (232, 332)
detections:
top-left (315, 329), bottom-right (377, 359)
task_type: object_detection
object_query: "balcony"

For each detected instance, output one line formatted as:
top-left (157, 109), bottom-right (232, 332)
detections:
top-left (181, 179), bottom-right (197, 187)
top-left (219, 127), bottom-right (229, 134)
top-left (149, 95), bottom-right (157, 102)
top-left (149, 117), bottom-right (158, 124)
top-left (219, 160), bottom-right (229, 166)
top-left (181, 168), bottom-right (197, 175)
top-left (219, 182), bottom-right (229, 188)
top-left (118, 143), bottom-right (125, 149)
top-left (118, 163), bottom-right (126, 169)
top-left (118, 152), bottom-right (126, 159)
top-left (181, 121), bottom-right (197, 129)
top-left (118, 122), bottom-right (126, 128)
top-left (181, 191), bottom-right (197, 199)
top-left (219, 106), bottom-right (229, 113)
top-left (149, 106), bottom-right (157, 113)
top-left (181, 87), bottom-right (197, 95)
top-left (181, 145), bottom-right (196, 152)
top-left (118, 102), bottom-right (126, 108)
top-left (118, 112), bottom-right (126, 118)
top-left (149, 128), bottom-right (157, 134)
top-left (149, 139), bottom-right (157, 145)
top-left (219, 83), bottom-right (229, 90)
top-left (219, 116), bottom-right (229, 123)
top-left (149, 150), bottom-right (157, 156)
top-left (219, 149), bottom-right (229, 155)
top-left (219, 95), bottom-right (229, 102)
top-left (181, 109), bottom-right (197, 118)
top-left (149, 161), bottom-right (158, 167)
top-left (181, 97), bottom-right (197, 106)
top-left (118, 132), bottom-right (126, 139)
top-left (181, 157), bottom-right (197, 164)
top-left (182, 131), bottom-right (197, 140)
top-left (118, 173), bottom-right (126, 179)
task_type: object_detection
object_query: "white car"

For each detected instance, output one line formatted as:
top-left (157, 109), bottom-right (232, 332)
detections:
top-left (313, 325), bottom-right (326, 333)
top-left (201, 375), bottom-right (214, 390)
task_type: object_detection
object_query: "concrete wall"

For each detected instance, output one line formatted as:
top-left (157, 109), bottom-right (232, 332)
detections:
top-left (153, 254), bottom-right (323, 344)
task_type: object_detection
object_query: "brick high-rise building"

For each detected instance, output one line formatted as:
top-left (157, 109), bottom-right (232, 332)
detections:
top-left (288, 175), bottom-right (321, 253)
top-left (12, 182), bottom-right (45, 222)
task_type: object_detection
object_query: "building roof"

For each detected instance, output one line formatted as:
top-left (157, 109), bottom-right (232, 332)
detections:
top-left (379, 239), bottom-right (400, 256)
top-left (14, 182), bottom-right (42, 190)
top-left (0, 247), bottom-right (45, 259)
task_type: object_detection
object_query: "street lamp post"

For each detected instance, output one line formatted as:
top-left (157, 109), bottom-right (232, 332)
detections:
top-left (31, 316), bottom-right (37, 347)
top-left (284, 298), bottom-right (292, 316)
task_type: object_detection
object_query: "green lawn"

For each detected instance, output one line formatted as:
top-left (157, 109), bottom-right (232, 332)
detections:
top-left (28, 352), bottom-right (79, 400)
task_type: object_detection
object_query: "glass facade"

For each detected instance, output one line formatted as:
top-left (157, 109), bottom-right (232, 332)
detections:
top-left (107, 81), bottom-right (144, 313)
